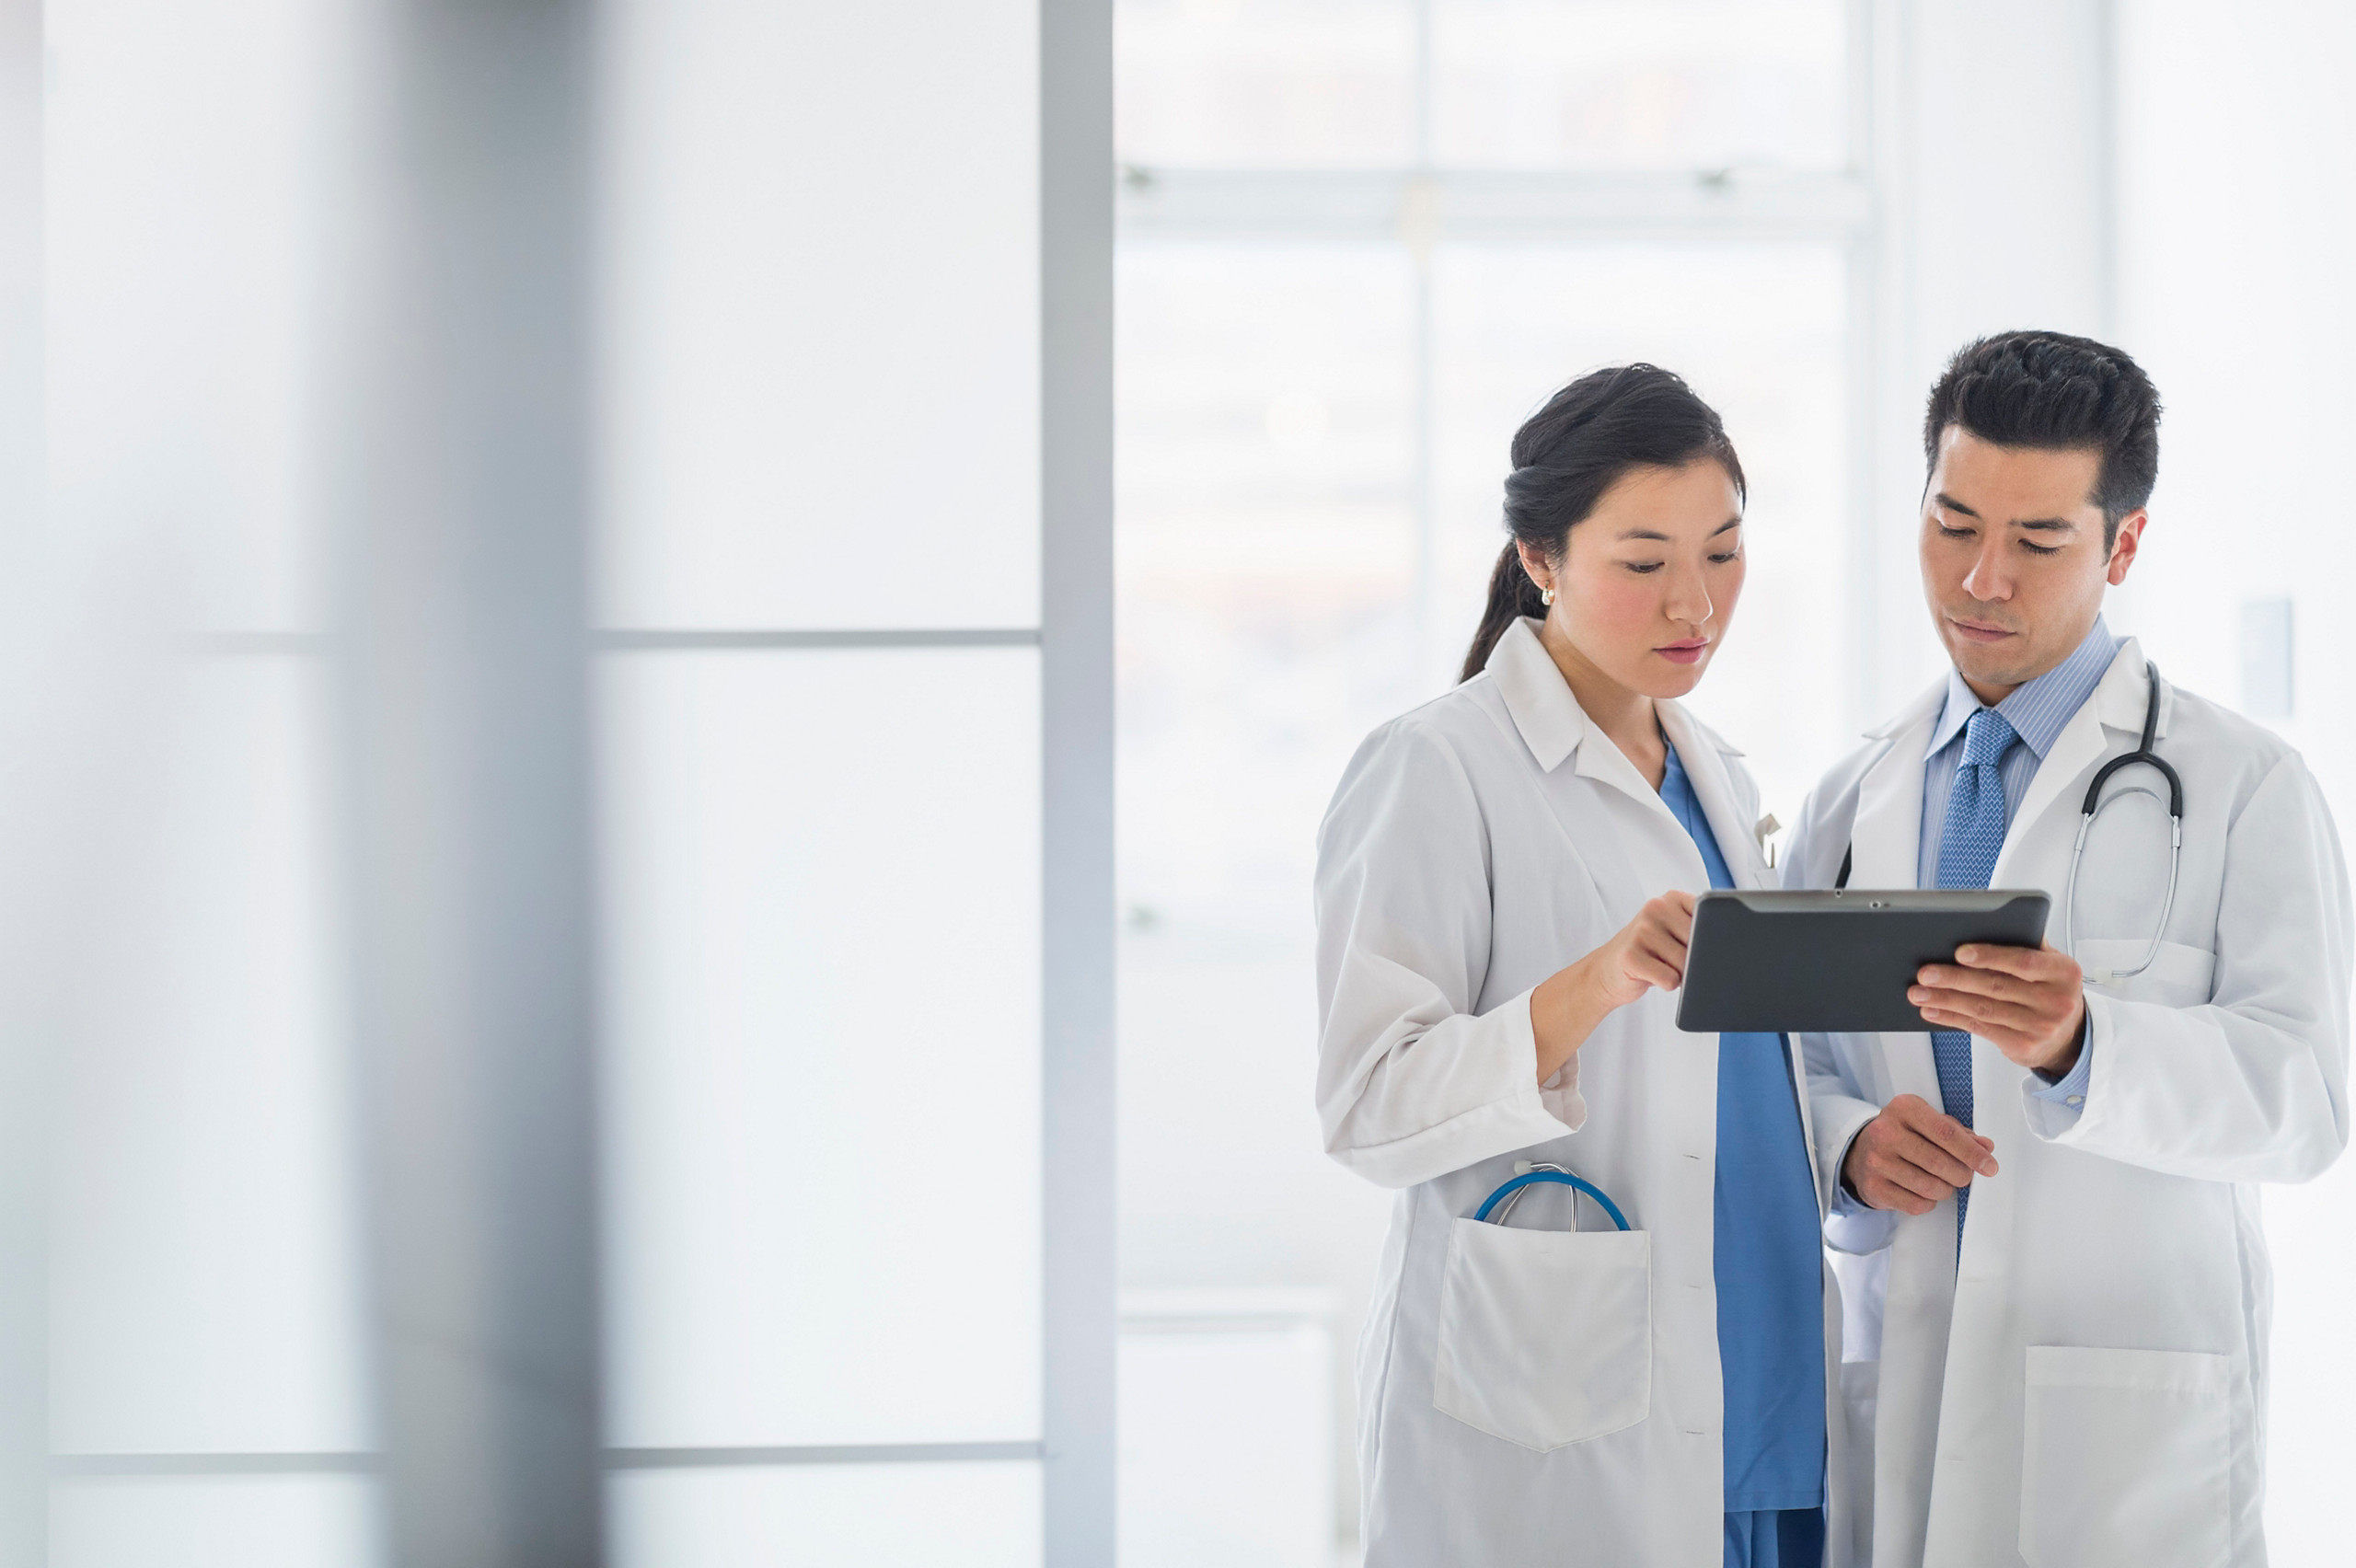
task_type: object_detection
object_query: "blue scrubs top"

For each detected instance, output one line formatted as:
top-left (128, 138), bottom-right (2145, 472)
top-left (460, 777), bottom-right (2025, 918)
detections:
top-left (1658, 742), bottom-right (1826, 1516)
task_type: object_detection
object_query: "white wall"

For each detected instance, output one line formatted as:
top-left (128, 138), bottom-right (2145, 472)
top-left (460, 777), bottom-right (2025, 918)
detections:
top-left (1859, 0), bottom-right (2116, 721)
top-left (2110, 3), bottom-right (2356, 1557)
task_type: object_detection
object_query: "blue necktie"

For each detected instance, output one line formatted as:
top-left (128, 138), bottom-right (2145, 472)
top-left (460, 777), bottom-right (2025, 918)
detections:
top-left (1932, 707), bottom-right (2016, 1242)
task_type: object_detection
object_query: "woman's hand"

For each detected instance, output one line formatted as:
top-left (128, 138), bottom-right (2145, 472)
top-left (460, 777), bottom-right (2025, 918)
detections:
top-left (1532, 892), bottom-right (1696, 1082)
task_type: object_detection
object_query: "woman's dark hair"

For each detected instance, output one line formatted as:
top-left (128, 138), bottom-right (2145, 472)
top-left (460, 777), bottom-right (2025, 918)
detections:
top-left (1459, 363), bottom-right (1745, 683)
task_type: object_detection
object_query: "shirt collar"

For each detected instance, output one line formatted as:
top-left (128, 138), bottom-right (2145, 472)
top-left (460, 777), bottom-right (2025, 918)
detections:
top-left (1925, 616), bottom-right (2120, 763)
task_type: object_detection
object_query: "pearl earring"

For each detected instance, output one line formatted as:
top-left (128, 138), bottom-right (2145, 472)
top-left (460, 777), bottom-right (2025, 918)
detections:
top-left (1541, 587), bottom-right (1556, 606)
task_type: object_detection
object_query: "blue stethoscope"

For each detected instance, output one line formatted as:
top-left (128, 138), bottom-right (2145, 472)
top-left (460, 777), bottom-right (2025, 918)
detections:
top-left (2062, 663), bottom-right (2185, 984)
top-left (1475, 1161), bottom-right (1631, 1231)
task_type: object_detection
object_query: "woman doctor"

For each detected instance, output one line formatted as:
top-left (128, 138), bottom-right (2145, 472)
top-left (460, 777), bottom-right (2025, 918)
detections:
top-left (1315, 365), bottom-right (1847, 1567)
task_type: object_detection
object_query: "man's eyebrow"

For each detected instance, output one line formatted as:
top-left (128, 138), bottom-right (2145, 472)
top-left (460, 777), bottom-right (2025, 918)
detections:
top-left (1933, 492), bottom-right (1981, 519)
top-left (2016, 517), bottom-right (2079, 534)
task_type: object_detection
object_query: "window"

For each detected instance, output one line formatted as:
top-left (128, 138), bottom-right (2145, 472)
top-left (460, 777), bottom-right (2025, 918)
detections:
top-left (1114, 4), bottom-right (1869, 1558)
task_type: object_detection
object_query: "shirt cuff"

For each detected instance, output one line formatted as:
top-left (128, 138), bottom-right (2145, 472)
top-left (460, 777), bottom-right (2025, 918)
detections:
top-left (2030, 1017), bottom-right (2093, 1107)
top-left (2019, 1012), bottom-right (2094, 1138)
top-left (1822, 1122), bottom-right (1898, 1254)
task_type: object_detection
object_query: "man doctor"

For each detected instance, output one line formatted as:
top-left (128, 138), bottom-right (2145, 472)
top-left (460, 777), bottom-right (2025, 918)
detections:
top-left (1785, 330), bottom-right (2350, 1568)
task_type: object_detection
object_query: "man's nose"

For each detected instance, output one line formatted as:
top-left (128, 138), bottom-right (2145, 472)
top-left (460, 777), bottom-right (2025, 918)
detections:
top-left (1960, 535), bottom-right (2011, 601)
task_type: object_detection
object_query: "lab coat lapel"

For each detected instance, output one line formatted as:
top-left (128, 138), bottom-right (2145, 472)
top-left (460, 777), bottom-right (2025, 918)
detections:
top-left (1990, 639), bottom-right (2159, 888)
top-left (1485, 616), bottom-right (1703, 906)
top-left (1660, 700), bottom-right (1831, 1213)
top-left (1845, 679), bottom-right (1959, 1568)
top-left (1847, 676), bottom-right (1945, 1109)
top-left (1657, 700), bottom-right (1766, 890)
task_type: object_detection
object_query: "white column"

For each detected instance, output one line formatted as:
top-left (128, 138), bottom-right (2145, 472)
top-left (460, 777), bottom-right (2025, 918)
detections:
top-left (332, 0), bottom-right (606, 1561)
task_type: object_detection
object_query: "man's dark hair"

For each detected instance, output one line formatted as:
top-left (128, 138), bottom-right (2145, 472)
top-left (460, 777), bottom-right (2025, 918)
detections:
top-left (1923, 330), bottom-right (2162, 548)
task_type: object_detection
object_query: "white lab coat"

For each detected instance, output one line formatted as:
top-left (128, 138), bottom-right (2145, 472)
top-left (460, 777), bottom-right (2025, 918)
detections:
top-left (1316, 618), bottom-right (1855, 1567)
top-left (1786, 637), bottom-right (2351, 1568)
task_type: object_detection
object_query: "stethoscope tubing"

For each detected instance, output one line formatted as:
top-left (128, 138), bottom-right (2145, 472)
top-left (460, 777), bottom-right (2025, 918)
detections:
top-left (1475, 1168), bottom-right (1632, 1232)
top-left (2062, 663), bottom-right (2185, 984)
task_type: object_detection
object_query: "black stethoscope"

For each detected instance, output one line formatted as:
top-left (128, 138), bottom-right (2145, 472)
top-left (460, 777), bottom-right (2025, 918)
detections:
top-left (1833, 663), bottom-right (2185, 984)
top-left (2063, 663), bottom-right (2184, 983)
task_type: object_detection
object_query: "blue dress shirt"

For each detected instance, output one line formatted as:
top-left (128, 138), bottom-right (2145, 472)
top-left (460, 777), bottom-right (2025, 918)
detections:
top-left (1659, 743), bottom-right (1827, 1524)
top-left (1917, 617), bottom-right (2117, 1117)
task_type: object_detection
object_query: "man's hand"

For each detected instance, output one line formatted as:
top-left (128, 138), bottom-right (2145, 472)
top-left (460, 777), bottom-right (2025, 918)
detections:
top-left (1910, 941), bottom-right (2087, 1077)
top-left (1841, 1092), bottom-right (1999, 1216)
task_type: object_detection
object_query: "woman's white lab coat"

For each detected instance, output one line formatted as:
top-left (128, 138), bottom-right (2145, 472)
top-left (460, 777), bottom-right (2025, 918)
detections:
top-left (1315, 618), bottom-right (1854, 1567)
top-left (1785, 638), bottom-right (2350, 1568)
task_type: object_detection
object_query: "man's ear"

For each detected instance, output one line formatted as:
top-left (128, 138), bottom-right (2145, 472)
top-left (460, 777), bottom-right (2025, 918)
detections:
top-left (2106, 510), bottom-right (2148, 586)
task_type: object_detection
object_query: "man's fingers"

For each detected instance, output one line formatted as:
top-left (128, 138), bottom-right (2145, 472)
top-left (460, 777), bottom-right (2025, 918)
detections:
top-left (1914, 964), bottom-right (2032, 1003)
top-left (1888, 1128), bottom-right (1976, 1188)
top-left (1905, 1104), bottom-right (2000, 1176)
top-left (1868, 1153), bottom-right (1956, 1205)
top-left (1953, 942), bottom-right (2075, 983)
top-left (1912, 988), bottom-right (2040, 1032)
top-left (1860, 1172), bottom-right (1931, 1216)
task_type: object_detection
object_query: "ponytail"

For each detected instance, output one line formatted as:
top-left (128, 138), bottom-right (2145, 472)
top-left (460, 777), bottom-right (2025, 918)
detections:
top-left (1457, 363), bottom-right (1744, 682)
top-left (1460, 542), bottom-right (1551, 684)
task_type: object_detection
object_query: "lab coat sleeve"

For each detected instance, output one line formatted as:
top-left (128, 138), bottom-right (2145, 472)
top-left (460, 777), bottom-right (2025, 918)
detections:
top-left (1314, 719), bottom-right (1584, 1190)
top-left (1784, 787), bottom-right (1899, 1250)
top-left (2033, 753), bottom-right (2353, 1181)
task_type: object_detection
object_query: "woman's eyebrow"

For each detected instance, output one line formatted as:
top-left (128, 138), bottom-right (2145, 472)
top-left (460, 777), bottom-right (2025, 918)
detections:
top-left (1614, 517), bottom-right (1742, 542)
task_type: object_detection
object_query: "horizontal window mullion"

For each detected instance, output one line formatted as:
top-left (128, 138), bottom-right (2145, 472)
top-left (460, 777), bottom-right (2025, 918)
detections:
top-left (1118, 166), bottom-right (1872, 243)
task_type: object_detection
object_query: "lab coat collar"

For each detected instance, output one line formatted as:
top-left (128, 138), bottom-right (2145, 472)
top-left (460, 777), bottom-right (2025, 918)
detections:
top-left (1864, 675), bottom-right (1950, 743)
top-left (2091, 636), bottom-right (2169, 738)
top-left (1994, 638), bottom-right (2166, 878)
top-left (1485, 616), bottom-right (1750, 773)
top-left (1922, 616), bottom-right (2121, 764)
top-left (1486, 617), bottom-right (1587, 773)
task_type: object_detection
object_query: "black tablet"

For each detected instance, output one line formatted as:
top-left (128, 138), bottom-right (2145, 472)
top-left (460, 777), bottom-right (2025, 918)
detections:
top-left (1675, 889), bottom-right (2051, 1034)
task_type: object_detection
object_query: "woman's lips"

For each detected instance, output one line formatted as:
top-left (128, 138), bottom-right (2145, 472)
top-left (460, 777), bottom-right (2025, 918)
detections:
top-left (1655, 640), bottom-right (1710, 666)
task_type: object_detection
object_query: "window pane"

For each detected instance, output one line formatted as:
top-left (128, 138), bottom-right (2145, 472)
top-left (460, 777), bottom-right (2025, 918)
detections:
top-left (52, 1476), bottom-right (378, 1568)
top-left (599, 0), bottom-right (1041, 630)
top-left (1431, 0), bottom-right (1849, 172)
top-left (599, 649), bottom-right (1042, 1447)
top-left (1114, 243), bottom-right (1414, 1561)
top-left (52, 661), bottom-right (367, 1456)
top-left (1433, 242), bottom-right (1851, 821)
top-left (1116, 243), bottom-right (1417, 923)
top-left (46, 0), bottom-right (342, 633)
top-left (1116, 0), bottom-right (1415, 169)
top-left (1118, 1305), bottom-right (1332, 1567)
top-left (611, 1462), bottom-right (1041, 1568)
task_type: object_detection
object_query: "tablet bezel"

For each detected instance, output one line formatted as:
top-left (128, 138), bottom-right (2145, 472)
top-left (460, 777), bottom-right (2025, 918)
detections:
top-left (1674, 888), bottom-right (2052, 1034)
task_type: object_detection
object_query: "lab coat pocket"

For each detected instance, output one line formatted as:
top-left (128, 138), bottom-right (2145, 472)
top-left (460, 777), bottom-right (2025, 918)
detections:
top-left (2018, 1345), bottom-right (2230, 1568)
top-left (1429, 1217), bottom-right (1650, 1452)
